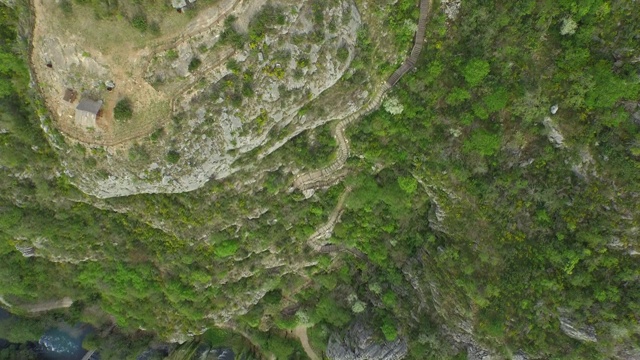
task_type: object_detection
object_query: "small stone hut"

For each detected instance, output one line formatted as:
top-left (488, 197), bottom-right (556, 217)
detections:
top-left (75, 98), bottom-right (103, 128)
top-left (63, 88), bottom-right (77, 103)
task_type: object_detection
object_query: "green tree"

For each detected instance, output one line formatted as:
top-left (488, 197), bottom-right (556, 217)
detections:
top-left (463, 59), bottom-right (490, 87)
top-left (397, 176), bottom-right (417, 194)
top-left (166, 150), bottom-right (180, 164)
top-left (214, 240), bottom-right (239, 258)
top-left (463, 130), bottom-right (501, 156)
top-left (114, 98), bottom-right (133, 121)
top-left (381, 323), bottom-right (398, 341)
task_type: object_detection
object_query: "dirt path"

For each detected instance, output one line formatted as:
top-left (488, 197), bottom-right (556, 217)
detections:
top-left (22, 297), bottom-right (73, 313)
top-left (293, 0), bottom-right (433, 191)
top-left (293, 326), bottom-right (320, 360)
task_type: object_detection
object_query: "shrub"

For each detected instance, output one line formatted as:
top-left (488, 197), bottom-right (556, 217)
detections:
top-left (463, 130), bottom-right (501, 156)
top-left (445, 87), bottom-right (471, 106)
top-left (463, 59), bottom-right (490, 87)
top-left (166, 49), bottom-right (179, 61)
top-left (226, 59), bottom-right (241, 73)
top-left (149, 21), bottom-right (160, 36)
top-left (351, 301), bottom-right (366, 313)
top-left (114, 98), bottom-right (133, 121)
top-left (483, 87), bottom-right (509, 113)
top-left (381, 323), bottom-right (398, 341)
top-left (131, 13), bottom-right (148, 32)
top-left (166, 150), bottom-right (180, 164)
top-left (188, 57), bottom-right (202, 72)
top-left (560, 17), bottom-right (577, 35)
top-left (382, 292), bottom-right (397, 307)
top-left (397, 176), bottom-right (417, 194)
top-left (214, 240), bottom-right (238, 258)
top-left (336, 46), bottom-right (349, 62)
top-left (59, 0), bottom-right (72, 15)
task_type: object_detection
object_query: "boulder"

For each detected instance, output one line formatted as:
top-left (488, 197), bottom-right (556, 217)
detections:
top-left (326, 320), bottom-right (407, 360)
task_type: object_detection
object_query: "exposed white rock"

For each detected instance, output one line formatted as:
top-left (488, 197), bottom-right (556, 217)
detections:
top-left (543, 117), bottom-right (566, 148)
top-left (171, 0), bottom-right (196, 9)
top-left (559, 317), bottom-right (598, 343)
top-left (441, 0), bottom-right (461, 21)
top-left (15, 244), bottom-right (36, 257)
top-left (550, 104), bottom-right (559, 114)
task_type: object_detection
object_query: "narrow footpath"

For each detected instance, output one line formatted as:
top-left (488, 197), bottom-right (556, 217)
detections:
top-left (293, 0), bottom-right (433, 191)
top-left (293, 326), bottom-right (320, 360)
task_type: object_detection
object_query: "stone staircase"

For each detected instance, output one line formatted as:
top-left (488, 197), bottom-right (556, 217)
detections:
top-left (293, 0), bottom-right (433, 193)
top-left (293, 84), bottom-right (390, 191)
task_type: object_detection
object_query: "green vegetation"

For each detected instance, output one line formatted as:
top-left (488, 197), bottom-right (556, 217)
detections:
top-left (114, 98), bottom-right (133, 121)
top-left (166, 150), bottom-right (180, 163)
top-left (188, 57), bottom-right (202, 72)
top-left (131, 12), bottom-right (148, 32)
top-left (1, 1), bottom-right (639, 360)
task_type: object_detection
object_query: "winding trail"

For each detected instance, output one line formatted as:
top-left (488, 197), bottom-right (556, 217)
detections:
top-left (293, 0), bottom-right (432, 191)
top-left (293, 326), bottom-right (320, 360)
top-left (306, 187), bottom-right (352, 250)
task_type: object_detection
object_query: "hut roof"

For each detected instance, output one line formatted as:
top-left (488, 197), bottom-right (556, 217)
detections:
top-left (76, 98), bottom-right (102, 115)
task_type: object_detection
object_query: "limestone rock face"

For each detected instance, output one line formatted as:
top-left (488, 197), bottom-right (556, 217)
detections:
top-left (559, 317), bottom-right (597, 343)
top-left (326, 321), bottom-right (408, 360)
top-left (543, 117), bottom-right (566, 148)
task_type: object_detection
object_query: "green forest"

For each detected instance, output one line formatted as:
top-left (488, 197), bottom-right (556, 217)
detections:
top-left (1, 0), bottom-right (639, 359)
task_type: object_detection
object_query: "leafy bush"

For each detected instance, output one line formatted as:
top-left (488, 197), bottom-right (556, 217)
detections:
top-left (214, 240), bottom-right (238, 258)
top-left (166, 49), bottom-right (178, 61)
top-left (131, 13), bottom-right (148, 32)
top-left (337, 46), bottom-right (349, 62)
top-left (463, 59), bottom-right (490, 87)
top-left (188, 57), bottom-right (202, 72)
top-left (463, 130), bottom-right (501, 156)
top-left (397, 176), bottom-right (417, 194)
top-left (113, 98), bottom-right (133, 121)
top-left (381, 323), bottom-right (398, 341)
top-left (166, 150), bottom-right (180, 164)
top-left (445, 87), bottom-right (471, 106)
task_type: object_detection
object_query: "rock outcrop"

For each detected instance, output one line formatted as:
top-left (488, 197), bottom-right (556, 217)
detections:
top-left (543, 117), bottom-right (566, 148)
top-left (559, 316), bottom-right (597, 343)
top-left (326, 320), bottom-right (408, 360)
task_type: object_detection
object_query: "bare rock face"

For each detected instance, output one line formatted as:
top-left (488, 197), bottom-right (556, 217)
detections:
top-left (559, 317), bottom-right (598, 343)
top-left (171, 0), bottom-right (196, 9)
top-left (326, 321), bottom-right (408, 360)
top-left (15, 244), bottom-right (35, 257)
top-left (543, 117), bottom-right (566, 148)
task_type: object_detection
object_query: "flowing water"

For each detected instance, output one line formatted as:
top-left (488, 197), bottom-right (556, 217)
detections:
top-left (38, 323), bottom-right (93, 360)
